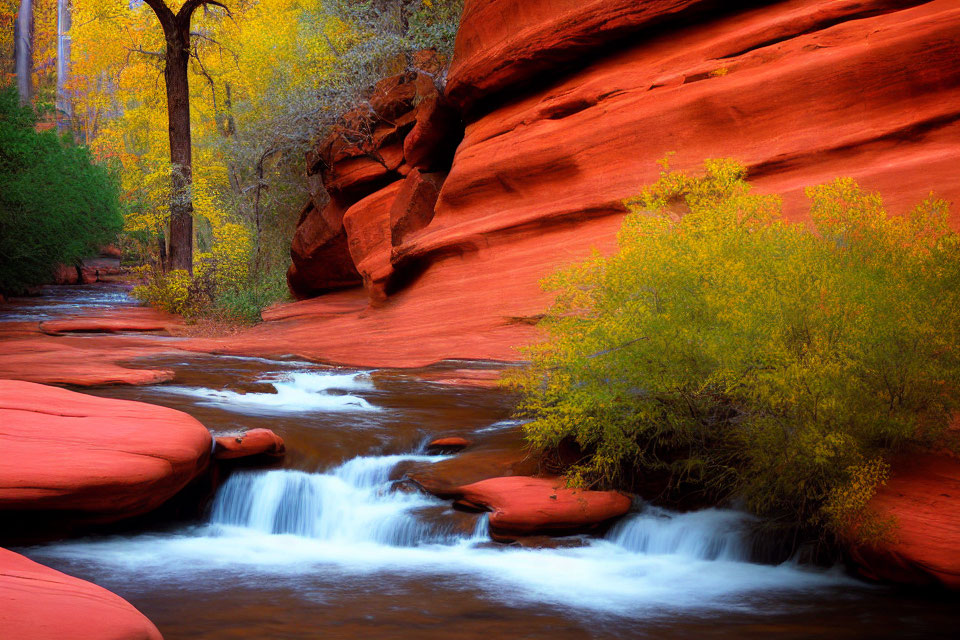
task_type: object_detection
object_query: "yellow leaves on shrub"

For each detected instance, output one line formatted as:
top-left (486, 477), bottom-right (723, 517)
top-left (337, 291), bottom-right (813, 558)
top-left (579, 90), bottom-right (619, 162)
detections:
top-left (512, 158), bottom-right (960, 544)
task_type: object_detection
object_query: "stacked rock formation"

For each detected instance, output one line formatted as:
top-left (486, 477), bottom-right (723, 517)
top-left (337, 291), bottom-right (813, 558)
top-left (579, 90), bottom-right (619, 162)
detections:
top-left (288, 59), bottom-right (462, 302)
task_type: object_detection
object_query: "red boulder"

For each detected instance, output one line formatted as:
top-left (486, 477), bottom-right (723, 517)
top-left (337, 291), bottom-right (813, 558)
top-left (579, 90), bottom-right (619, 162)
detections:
top-left (452, 476), bottom-right (632, 537)
top-left (214, 428), bottom-right (286, 460)
top-left (0, 547), bottom-right (162, 640)
top-left (342, 181), bottom-right (404, 301)
top-left (0, 380), bottom-right (211, 522)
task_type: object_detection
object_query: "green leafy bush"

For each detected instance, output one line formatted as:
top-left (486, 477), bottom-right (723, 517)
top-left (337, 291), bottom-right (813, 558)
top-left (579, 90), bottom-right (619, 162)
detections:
top-left (509, 158), bottom-right (960, 542)
top-left (0, 86), bottom-right (122, 294)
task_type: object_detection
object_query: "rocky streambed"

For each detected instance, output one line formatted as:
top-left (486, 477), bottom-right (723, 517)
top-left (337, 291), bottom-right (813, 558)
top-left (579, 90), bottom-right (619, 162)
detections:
top-left (1, 286), bottom-right (958, 639)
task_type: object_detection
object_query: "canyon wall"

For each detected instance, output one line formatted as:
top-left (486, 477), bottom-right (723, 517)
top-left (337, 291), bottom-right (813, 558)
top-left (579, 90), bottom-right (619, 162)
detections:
top-left (260, 0), bottom-right (960, 367)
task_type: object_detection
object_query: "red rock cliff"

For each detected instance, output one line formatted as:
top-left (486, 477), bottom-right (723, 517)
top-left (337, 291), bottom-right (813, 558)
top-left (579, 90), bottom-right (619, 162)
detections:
top-left (262, 0), bottom-right (960, 368)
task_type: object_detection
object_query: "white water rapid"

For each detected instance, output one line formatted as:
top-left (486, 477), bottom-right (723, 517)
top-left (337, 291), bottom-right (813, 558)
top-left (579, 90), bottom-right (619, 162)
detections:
top-left (158, 370), bottom-right (380, 414)
top-left (27, 452), bottom-right (856, 618)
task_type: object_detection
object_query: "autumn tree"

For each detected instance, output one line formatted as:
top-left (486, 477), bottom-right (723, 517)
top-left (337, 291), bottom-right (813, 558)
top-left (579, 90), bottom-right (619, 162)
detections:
top-left (141, 0), bottom-right (230, 273)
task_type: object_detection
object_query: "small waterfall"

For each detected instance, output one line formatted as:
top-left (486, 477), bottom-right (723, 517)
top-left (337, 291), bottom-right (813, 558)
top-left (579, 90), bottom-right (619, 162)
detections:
top-left (210, 455), bottom-right (464, 546)
top-left (605, 507), bottom-right (752, 561)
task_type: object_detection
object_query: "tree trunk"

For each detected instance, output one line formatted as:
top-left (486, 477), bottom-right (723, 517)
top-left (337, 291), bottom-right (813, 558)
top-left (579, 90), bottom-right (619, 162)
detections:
top-left (143, 0), bottom-right (232, 274)
top-left (164, 39), bottom-right (194, 273)
top-left (14, 0), bottom-right (34, 105)
top-left (56, 0), bottom-right (72, 134)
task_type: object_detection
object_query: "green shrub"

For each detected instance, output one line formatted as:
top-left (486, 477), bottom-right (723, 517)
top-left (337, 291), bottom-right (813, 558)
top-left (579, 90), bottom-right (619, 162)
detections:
top-left (213, 266), bottom-right (291, 325)
top-left (0, 86), bottom-right (122, 294)
top-left (509, 158), bottom-right (960, 542)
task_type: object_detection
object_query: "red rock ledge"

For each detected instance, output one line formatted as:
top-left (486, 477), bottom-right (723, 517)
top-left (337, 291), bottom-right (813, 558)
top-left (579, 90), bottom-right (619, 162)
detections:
top-left (452, 476), bottom-right (632, 537)
top-left (40, 307), bottom-right (183, 335)
top-left (0, 380), bottom-right (211, 522)
top-left (0, 547), bottom-right (162, 640)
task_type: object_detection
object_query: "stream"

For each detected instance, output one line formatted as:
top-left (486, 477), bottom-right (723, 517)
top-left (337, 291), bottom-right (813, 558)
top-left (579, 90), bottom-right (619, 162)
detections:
top-left (3, 286), bottom-right (958, 639)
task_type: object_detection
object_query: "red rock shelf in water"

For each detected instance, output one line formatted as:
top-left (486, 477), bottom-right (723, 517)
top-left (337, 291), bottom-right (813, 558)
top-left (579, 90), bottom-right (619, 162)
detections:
top-left (0, 547), bottom-right (162, 640)
top-left (40, 307), bottom-right (183, 335)
top-left (848, 452), bottom-right (960, 589)
top-left (0, 331), bottom-right (176, 387)
top-left (0, 380), bottom-right (211, 522)
top-left (453, 476), bottom-right (632, 538)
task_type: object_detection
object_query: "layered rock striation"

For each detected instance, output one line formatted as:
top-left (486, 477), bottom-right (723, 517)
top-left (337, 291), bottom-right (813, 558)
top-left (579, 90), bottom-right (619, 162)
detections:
top-left (273, 0), bottom-right (960, 367)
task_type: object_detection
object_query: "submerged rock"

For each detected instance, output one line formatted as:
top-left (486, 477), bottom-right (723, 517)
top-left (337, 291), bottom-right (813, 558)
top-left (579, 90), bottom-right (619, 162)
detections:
top-left (426, 436), bottom-right (471, 453)
top-left (0, 380), bottom-right (211, 524)
top-left (451, 476), bottom-right (632, 538)
top-left (0, 547), bottom-right (162, 640)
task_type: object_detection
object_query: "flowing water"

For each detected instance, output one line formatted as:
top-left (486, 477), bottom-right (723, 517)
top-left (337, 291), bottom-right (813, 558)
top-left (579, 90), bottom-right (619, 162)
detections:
top-left (4, 286), bottom-right (958, 639)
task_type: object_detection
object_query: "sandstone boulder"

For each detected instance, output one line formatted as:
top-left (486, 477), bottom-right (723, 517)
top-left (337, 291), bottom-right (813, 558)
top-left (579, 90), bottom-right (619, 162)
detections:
top-left (288, 199), bottom-right (363, 299)
top-left (214, 428), bottom-right (286, 460)
top-left (452, 476), bottom-right (632, 537)
top-left (0, 547), bottom-right (162, 640)
top-left (0, 380), bottom-right (211, 522)
top-left (390, 169), bottom-right (444, 248)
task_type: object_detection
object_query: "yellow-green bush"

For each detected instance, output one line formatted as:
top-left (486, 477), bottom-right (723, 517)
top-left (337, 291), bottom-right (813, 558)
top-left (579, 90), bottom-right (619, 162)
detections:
top-left (509, 159), bottom-right (960, 542)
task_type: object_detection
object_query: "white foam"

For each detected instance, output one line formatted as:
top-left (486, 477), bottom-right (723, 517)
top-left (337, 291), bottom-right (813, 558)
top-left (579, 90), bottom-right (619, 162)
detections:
top-left (27, 455), bottom-right (860, 619)
top-left (158, 370), bottom-right (379, 414)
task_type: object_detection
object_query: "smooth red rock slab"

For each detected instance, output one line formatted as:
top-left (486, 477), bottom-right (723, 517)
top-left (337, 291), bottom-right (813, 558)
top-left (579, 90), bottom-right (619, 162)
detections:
top-left (0, 547), bottom-right (162, 640)
top-left (185, 214), bottom-right (623, 367)
top-left (426, 437), bottom-right (471, 453)
top-left (214, 429), bottom-right (286, 460)
top-left (0, 332), bottom-right (176, 387)
top-left (848, 453), bottom-right (960, 589)
top-left (40, 307), bottom-right (183, 335)
top-left (0, 380), bottom-right (211, 520)
top-left (453, 476), bottom-right (632, 536)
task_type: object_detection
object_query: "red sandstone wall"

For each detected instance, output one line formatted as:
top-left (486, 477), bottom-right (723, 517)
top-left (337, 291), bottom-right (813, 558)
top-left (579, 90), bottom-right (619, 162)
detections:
top-left (270, 0), bottom-right (960, 367)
